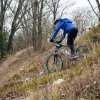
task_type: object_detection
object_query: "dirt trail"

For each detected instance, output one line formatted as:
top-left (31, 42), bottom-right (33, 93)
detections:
top-left (0, 47), bottom-right (34, 87)
top-left (0, 46), bottom-right (53, 88)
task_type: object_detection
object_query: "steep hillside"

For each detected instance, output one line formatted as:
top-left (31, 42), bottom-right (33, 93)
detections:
top-left (0, 26), bottom-right (100, 100)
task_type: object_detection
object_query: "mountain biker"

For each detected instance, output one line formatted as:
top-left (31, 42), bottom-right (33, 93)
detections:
top-left (49, 18), bottom-right (78, 58)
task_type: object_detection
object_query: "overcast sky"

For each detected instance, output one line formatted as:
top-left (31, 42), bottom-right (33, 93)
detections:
top-left (6, 0), bottom-right (98, 28)
top-left (59, 0), bottom-right (97, 18)
top-left (73, 0), bottom-right (96, 7)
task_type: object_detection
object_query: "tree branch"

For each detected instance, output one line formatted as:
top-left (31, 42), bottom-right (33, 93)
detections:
top-left (87, 0), bottom-right (99, 17)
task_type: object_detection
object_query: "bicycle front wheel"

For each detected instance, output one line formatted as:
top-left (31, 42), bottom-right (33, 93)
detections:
top-left (46, 54), bottom-right (63, 73)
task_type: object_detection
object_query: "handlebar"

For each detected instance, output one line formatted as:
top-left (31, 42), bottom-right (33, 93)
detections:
top-left (52, 40), bottom-right (68, 48)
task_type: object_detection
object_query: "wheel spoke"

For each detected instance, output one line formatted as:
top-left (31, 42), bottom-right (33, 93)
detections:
top-left (46, 54), bottom-right (63, 73)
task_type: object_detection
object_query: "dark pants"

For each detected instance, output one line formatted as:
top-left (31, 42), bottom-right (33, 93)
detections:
top-left (67, 28), bottom-right (78, 54)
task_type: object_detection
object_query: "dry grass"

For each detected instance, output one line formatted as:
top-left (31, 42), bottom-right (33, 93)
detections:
top-left (0, 26), bottom-right (100, 100)
top-left (27, 36), bottom-right (100, 100)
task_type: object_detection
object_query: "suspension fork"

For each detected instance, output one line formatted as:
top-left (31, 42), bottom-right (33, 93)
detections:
top-left (54, 50), bottom-right (58, 64)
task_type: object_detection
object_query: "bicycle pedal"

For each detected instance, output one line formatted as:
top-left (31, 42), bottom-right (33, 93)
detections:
top-left (70, 56), bottom-right (78, 60)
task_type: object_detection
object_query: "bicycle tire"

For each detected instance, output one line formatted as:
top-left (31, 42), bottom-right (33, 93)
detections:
top-left (76, 45), bottom-right (89, 58)
top-left (46, 54), bottom-right (63, 73)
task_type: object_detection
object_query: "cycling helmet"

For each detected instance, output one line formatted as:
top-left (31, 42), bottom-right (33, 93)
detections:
top-left (54, 18), bottom-right (62, 25)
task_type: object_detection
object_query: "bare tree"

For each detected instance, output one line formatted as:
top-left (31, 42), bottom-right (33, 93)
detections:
top-left (37, 0), bottom-right (44, 49)
top-left (7, 0), bottom-right (31, 52)
top-left (45, 0), bottom-right (61, 29)
top-left (72, 7), bottom-right (97, 35)
top-left (31, 0), bottom-right (38, 51)
top-left (87, 0), bottom-right (100, 24)
top-left (31, 0), bottom-right (44, 52)
top-left (0, 0), bottom-right (12, 57)
top-left (0, 0), bottom-right (4, 58)
top-left (44, 0), bottom-right (75, 29)
top-left (12, 0), bottom-right (44, 52)
top-left (96, 0), bottom-right (100, 22)
top-left (21, 16), bottom-right (32, 46)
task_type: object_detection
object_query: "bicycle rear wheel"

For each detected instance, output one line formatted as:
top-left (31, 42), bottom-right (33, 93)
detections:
top-left (46, 54), bottom-right (63, 73)
top-left (76, 45), bottom-right (89, 58)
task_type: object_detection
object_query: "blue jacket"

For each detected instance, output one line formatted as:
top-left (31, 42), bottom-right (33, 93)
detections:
top-left (51, 18), bottom-right (77, 41)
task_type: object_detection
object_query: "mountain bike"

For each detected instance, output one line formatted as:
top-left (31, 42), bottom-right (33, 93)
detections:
top-left (46, 41), bottom-right (89, 73)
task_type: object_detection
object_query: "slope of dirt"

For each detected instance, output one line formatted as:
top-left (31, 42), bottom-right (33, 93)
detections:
top-left (0, 26), bottom-right (100, 100)
top-left (0, 46), bottom-right (52, 88)
top-left (0, 47), bottom-right (32, 87)
top-left (16, 26), bottom-right (100, 100)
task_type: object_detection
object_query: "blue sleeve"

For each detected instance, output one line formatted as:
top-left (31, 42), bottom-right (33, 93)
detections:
top-left (60, 32), bottom-right (66, 41)
top-left (51, 22), bottom-right (64, 39)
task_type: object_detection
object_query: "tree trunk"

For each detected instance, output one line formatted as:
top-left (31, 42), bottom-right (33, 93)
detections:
top-left (32, 0), bottom-right (38, 51)
top-left (87, 0), bottom-right (100, 25)
top-left (53, 11), bottom-right (56, 29)
top-left (37, 21), bottom-right (42, 51)
top-left (96, 0), bottom-right (100, 24)
top-left (37, 20), bottom-right (42, 51)
top-left (0, 0), bottom-right (5, 58)
top-left (7, 0), bottom-right (25, 52)
top-left (96, 0), bottom-right (100, 12)
top-left (0, 29), bottom-right (4, 58)
top-left (37, 0), bottom-right (43, 51)
top-left (7, 26), bottom-right (15, 52)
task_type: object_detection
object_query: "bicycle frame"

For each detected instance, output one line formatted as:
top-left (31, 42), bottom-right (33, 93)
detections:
top-left (59, 48), bottom-right (71, 59)
top-left (46, 42), bottom-right (89, 73)
top-left (53, 43), bottom-right (71, 60)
